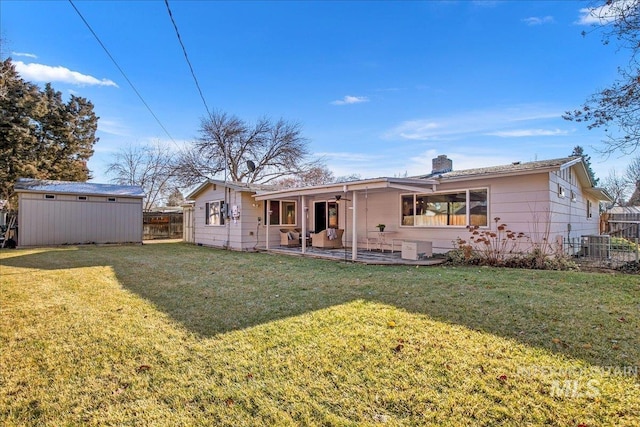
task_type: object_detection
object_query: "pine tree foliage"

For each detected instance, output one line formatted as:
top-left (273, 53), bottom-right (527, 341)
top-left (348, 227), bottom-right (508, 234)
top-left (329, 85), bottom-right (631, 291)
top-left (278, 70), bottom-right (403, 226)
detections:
top-left (570, 145), bottom-right (600, 186)
top-left (0, 59), bottom-right (98, 200)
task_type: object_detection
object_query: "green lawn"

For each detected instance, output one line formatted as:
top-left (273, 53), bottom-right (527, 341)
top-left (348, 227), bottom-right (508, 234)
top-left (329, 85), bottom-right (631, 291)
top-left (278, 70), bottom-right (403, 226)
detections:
top-left (1, 242), bottom-right (639, 426)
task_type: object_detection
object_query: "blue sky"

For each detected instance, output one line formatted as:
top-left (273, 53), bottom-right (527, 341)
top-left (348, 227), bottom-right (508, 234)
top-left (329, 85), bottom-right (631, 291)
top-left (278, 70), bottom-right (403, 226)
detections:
top-left (0, 0), bottom-right (628, 185)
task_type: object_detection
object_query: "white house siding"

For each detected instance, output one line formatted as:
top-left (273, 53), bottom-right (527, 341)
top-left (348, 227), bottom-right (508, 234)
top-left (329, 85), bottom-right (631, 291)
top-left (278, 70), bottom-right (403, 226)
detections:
top-left (18, 193), bottom-right (142, 246)
top-left (549, 167), bottom-right (599, 240)
top-left (193, 184), bottom-right (265, 251)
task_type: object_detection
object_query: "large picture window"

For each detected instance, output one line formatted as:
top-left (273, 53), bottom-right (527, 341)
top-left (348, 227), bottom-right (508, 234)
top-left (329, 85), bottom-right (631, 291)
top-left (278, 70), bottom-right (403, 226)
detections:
top-left (267, 200), bottom-right (297, 225)
top-left (402, 189), bottom-right (487, 227)
top-left (205, 200), bottom-right (225, 226)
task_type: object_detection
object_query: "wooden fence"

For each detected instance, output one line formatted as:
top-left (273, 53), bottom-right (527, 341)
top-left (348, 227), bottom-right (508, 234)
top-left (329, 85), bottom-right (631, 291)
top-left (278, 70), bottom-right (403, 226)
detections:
top-left (143, 212), bottom-right (183, 240)
top-left (602, 211), bottom-right (640, 240)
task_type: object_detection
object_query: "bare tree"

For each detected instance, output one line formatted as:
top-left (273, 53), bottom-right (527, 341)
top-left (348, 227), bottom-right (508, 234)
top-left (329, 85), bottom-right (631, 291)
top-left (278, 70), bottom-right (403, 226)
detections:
top-left (564, 0), bottom-right (640, 154)
top-left (107, 141), bottom-right (177, 211)
top-left (274, 165), bottom-right (335, 188)
top-left (175, 111), bottom-right (322, 187)
top-left (625, 156), bottom-right (640, 184)
top-left (626, 156), bottom-right (640, 205)
top-left (603, 168), bottom-right (630, 206)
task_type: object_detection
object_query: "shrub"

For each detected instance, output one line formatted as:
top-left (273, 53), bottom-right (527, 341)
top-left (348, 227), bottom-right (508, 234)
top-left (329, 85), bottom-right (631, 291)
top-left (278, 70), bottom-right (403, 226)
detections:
top-left (449, 218), bottom-right (577, 271)
top-left (611, 237), bottom-right (640, 252)
top-left (617, 261), bottom-right (640, 274)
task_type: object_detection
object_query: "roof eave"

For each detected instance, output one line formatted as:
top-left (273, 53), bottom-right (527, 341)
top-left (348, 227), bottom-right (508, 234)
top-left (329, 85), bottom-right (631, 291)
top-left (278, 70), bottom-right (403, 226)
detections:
top-left (586, 187), bottom-right (613, 202)
top-left (254, 177), bottom-right (438, 200)
top-left (14, 188), bottom-right (144, 198)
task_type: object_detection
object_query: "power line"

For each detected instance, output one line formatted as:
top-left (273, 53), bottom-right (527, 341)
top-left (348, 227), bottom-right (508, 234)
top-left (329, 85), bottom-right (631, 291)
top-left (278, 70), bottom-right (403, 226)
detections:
top-left (164, 0), bottom-right (214, 121)
top-left (67, 0), bottom-right (177, 144)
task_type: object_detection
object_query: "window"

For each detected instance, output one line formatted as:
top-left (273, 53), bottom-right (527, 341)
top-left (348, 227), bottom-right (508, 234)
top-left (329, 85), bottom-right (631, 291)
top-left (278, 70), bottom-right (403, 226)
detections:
top-left (78, 196), bottom-right (87, 201)
top-left (44, 194), bottom-right (55, 199)
top-left (402, 189), bottom-right (487, 227)
top-left (282, 201), bottom-right (296, 225)
top-left (205, 200), bottom-right (225, 225)
top-left (558, 184), bottom-right (565, 198)
top-left (266, 200), bottom-right (297, 225)
top-left (107, 197), bottom-right (117, 202)
top-left (570, 190), bottom-right (576, 202)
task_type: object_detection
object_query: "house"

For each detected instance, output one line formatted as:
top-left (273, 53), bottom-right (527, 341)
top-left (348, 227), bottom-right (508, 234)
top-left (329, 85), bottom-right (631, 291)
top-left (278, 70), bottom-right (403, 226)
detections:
top-left (13, 178), bottom-right (144, 247)
top-left (250, 155), bottom-right (611, 260)
top-left (184, 179), bottom-right (279, 251)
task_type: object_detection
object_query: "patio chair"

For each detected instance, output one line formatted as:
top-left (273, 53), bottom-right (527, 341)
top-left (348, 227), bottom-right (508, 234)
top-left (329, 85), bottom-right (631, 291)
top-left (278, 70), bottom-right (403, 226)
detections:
top-left (280, 229), bottom-right (301, 247)
top-left (310, 228), bottom-right (344, 249)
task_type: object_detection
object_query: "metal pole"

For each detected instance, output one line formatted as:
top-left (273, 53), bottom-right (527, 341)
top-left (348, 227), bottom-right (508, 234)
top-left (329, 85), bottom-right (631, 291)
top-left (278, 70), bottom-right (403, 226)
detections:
top-left (352, 191), bottom-right (358, 261)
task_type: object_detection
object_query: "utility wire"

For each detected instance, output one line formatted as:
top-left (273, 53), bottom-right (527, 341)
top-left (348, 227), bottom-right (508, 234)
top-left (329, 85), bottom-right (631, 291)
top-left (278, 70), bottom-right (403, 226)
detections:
top-left (164, 0), bottom-right (214, 121)
top-left (67, 0), bottom-right (177, 144)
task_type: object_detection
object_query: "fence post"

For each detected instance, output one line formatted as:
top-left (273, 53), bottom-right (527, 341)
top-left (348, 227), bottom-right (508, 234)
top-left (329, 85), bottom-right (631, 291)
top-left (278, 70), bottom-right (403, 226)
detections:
top-left (636, 238), bottom-right (639, 263)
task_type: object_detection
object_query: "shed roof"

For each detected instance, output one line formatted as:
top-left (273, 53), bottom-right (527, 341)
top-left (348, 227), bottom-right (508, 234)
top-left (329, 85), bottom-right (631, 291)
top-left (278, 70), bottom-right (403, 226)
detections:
top-left (14, 178), bottom-right (145, 198)
top-left (606, 206), bottom-right (640, 214)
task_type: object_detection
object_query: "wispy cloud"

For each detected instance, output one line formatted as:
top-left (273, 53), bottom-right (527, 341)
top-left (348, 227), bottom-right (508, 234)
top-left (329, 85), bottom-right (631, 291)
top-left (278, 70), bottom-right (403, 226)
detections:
top-left (384, 105), bottom-right (565, 141)
top-left (97, 119), bottom-right (130, 137)
top-left (314, 151), bottom-right (382, 162)
top-left (13, 61), bottom-right (118, 87)
top-left (486, 128), bottom-right (569, 137)
top-left (11, 51), bottom-right (37, 58)
top-left (472, 1), bottom-right (500, 8)
top-left (522, 16), bottom-right (554, 26)
top-left (576, 0), bottom-right (631, 25)
top-left (330, 95), bottom-right (369, 106)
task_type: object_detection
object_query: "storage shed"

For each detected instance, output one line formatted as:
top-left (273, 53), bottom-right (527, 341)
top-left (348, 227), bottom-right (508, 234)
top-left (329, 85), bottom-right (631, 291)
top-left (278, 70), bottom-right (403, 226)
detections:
top-left (13, 178), bottom-right (144, 247)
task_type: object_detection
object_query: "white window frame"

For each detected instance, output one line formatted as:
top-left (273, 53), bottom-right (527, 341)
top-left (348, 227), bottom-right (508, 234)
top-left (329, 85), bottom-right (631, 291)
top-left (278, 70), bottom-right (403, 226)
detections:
top-left (400, 188), bottom-right (488, 228)
top-left (205, 200), bottom-right (225, 226)
top-left (558, 184), bottom-right (566, 198)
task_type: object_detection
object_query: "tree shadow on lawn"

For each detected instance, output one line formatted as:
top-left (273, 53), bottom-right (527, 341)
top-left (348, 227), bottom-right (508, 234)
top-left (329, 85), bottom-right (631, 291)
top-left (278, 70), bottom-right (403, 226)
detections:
top-left (2, 243), bottom-right (638, 369)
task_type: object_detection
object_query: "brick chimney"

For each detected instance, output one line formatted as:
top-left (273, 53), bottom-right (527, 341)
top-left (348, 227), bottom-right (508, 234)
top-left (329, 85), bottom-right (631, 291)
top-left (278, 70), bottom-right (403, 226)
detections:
top-left (432, 154), bottom-right (452, 175)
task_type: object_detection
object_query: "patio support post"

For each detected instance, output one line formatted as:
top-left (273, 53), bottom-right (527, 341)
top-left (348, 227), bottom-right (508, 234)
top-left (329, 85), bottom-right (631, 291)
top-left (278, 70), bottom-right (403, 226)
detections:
top-left (302, 196), bottom-right (307, 254)
top-left (265, 198), bottom-right (270, 250)
top-left (352, 190), bottom-right (358, 261)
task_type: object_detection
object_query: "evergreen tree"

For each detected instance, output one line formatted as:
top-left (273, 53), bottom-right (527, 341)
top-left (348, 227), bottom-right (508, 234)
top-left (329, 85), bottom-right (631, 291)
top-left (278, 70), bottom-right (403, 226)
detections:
top-left (0, 59), bottom-right (98, 201)
top-left (570, 146), bottom-right (599, 186)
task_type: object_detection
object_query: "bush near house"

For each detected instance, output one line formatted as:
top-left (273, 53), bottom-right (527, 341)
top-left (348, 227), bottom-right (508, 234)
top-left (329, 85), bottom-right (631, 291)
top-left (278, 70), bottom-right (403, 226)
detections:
top-left (449, 218), bottom-right (578, 271)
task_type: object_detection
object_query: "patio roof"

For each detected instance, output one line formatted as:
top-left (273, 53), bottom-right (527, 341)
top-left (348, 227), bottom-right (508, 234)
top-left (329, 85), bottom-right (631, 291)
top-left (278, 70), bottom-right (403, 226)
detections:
top-left (254, 176), bottom-right (438, 200)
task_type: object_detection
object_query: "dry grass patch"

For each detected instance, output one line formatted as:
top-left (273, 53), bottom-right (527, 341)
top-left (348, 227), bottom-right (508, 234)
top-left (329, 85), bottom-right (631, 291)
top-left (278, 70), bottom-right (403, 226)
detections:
top-left (1, 243), bottom-right (639, 426)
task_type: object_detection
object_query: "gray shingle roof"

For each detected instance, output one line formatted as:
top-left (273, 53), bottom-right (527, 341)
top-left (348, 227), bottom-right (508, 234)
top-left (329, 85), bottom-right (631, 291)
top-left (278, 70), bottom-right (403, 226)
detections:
top-left (413, 156), bottom-right (579, 179)
top-left (14, 178), bottom-right (145, 197)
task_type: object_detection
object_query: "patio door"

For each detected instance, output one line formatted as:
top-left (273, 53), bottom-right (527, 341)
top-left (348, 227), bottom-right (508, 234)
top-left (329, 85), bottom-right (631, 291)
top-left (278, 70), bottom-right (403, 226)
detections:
top-left (314, 201), bottom-right (338, 232)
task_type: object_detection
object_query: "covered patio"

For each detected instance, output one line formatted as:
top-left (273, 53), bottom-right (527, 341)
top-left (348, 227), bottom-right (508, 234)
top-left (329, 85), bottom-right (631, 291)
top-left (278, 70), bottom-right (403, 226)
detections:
top-left (265, 244), bottom-right (446, 266)
top-left (254, 177), bottom-right (441, 263)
